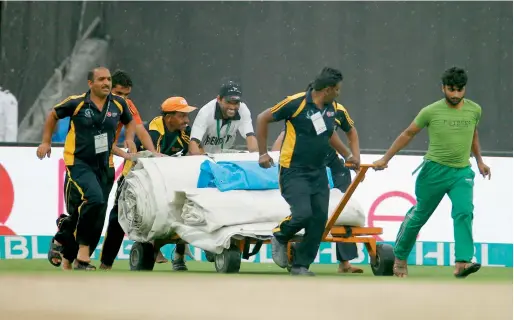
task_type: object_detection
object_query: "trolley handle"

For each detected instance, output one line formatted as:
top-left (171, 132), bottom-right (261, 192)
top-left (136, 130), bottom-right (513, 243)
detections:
top-left (344, 163), bottom-right (377, 168)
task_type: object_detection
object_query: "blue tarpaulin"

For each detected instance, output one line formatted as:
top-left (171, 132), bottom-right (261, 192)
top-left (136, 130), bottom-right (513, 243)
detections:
top-left (197, 160), bottom-right (334, 192)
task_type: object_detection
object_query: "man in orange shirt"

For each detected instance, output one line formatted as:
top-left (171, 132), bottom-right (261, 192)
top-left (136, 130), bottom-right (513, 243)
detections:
top-left (107, 70), bottom-right (170, 265)
top-left (48, 70), bottom-right (164, 269)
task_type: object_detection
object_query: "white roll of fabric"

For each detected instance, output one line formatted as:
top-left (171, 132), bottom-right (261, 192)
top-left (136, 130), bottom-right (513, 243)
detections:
top-left (117, 152), bottom-right (365, 253)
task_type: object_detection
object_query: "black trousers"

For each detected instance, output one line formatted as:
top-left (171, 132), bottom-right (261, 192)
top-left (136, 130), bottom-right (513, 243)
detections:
top-left (55, 162), bottom-right (114, 261)
top-left (273, 166), bottom-right (329, 269)
top-left (99, 175), bottom-right (126, 266)
top-left (326, 154), bottom-right (359, 262)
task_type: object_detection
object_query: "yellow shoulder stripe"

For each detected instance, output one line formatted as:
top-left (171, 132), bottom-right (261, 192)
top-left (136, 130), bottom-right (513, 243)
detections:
top-left (54, 93), bottom-right (86, 108)
top-left (270, 92), bottom-right (306, 113)
top-left (72, 101), bottom-right (85, 116)
top-left (113, 100), bottom-right (123, 113)
top-left (148, 116), bottom-right (165, 136)
top-left (336, 103), bottom-right (354, 126)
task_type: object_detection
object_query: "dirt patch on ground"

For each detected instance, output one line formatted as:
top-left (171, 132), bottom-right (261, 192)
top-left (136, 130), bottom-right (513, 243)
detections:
top-left (0, 274), bottom-right (511, 320)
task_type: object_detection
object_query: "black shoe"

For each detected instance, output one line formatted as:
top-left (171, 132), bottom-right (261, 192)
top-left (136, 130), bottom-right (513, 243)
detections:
top-left (172, 258), bottom-right (188, 271)
top-left (290, 266), bottom-right (315, 276)
top-left (56, 214), bottom-right (69, 229)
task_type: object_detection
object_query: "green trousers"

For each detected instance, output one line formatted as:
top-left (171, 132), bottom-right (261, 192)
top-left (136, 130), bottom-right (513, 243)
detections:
top-left (394, 160), bottom-right (475, 262)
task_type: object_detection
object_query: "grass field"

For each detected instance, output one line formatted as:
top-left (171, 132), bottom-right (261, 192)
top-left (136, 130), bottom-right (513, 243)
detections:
top-left (0, 259), bottom-right (512, 319)
top-left (0, 259), bottom-right (512, 281)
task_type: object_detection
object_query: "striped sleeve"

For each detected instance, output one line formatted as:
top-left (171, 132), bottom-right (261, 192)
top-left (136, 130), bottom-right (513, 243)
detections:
top-left (334, 103), bottom-right (354, 132)
top-left (127, 99), bottom-right (143, 125)
top-left (270, 93), bottom-right (305, 121)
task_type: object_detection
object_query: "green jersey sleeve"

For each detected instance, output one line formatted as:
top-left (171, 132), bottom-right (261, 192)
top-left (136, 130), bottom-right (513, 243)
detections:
top-left (475, 105), bottom-right (482, 127)
top-left (414, 106), bottom-right (431, 128)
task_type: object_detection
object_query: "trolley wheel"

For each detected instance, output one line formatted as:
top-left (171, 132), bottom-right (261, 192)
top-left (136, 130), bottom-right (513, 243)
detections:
top-left (286, 243), bottom-right (296, 273)
top-left (370, 243), bottom-right (395, 276)
top-left (205, 250), bottom-right (216, 263)
top-left (129, 242), bottom-right (156, 271)
top-left (214, 245), bottom-right (241, 273)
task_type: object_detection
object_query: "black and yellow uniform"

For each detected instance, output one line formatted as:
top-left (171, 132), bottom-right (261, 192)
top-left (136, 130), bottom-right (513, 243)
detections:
top-left (52, 91), bottom-right (133, 261)
top-left (99, 116), bottom-right (191, 267)
top-left (325, 103), bottom-right (355, 191)
top-left (271, 89), bottom-right (337, 269)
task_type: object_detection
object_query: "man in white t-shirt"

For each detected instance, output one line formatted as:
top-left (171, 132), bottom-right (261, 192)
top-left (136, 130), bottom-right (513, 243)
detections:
top-left (189, 82), bottom-right (258, 154)
top-left (0, 87), bottom-right (18, 142)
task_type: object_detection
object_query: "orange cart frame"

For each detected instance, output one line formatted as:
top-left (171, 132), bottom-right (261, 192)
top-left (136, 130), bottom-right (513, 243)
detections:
top-left (129, 164), bottom-right (395, 276)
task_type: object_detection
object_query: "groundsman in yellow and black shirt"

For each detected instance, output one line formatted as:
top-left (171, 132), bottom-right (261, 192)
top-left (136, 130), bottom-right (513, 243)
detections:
top-left (256, 67), bottom-right (359, 277)
top-left (36, 67), bottom-right (140, 270)
top-left (99, 96), bottom-right (197, 271)
top-left (270, 82), bottom-right (365, 274)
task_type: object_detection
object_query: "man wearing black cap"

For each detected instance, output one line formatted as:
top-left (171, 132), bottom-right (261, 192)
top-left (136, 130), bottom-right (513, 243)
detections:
top-left (189, 81), bottom-right (258, 155)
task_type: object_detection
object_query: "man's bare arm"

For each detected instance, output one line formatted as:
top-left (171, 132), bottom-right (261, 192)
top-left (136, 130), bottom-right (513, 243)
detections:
top-left (382, 122), bottom-right (422, 162)
top-left (345, 127), bottom-right (360, 159)
top-left (112, 145), bottom-right (131, 160)
top-left (256, 109), bottom-right (274, 156)
top-left (246, 135), bottom-right (259, 152)
top-left (42, 110), bottom-right (59, 144)
top-left (36, 110), bottom-right (60, 159)
top-left (471, 128), bottom-right (484, 164)
top-left (329, 131), bottom-right (352, 159)
top-left (124, 120), bottom-right (136, 143)
top-left (188, 140), bottom-right (204, 155)
top-left (136, 124), bottom-right (157, 153)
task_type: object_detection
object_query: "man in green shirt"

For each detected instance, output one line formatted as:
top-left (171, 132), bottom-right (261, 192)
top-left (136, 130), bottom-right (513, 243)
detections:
top-left (373, 67), bottom-right (491, 278)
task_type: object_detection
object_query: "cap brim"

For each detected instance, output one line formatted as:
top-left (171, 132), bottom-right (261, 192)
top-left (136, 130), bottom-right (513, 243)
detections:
top-left (175, 105), bottom-right (197, 113)
top-left (225, 95), bottom-right (241, 102)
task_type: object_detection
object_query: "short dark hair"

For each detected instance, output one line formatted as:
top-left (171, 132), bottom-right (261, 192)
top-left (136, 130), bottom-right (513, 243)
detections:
top-left (305, 82), bottom-right (314, 91)
top-left (312, 67), bottom-right (343, 91)
top-left (162, 111), bottom-right (178, 118)
top-left (87, 67), bottom-right (109, 82)
top-left (112, 69), bottom-right (133, 88)
top-left (442, 67), bottom-right (467, 89)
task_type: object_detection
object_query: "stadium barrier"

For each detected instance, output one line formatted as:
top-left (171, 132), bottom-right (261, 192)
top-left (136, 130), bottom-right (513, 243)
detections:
top-left (0, 146), bottom-right (512, 266)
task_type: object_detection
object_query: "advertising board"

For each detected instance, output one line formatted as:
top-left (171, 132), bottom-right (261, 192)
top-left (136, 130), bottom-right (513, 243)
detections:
top-left (0, 146), bottom-right (512, 265)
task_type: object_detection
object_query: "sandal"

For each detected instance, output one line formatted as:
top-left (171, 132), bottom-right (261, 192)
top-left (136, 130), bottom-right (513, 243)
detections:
top-left (393, 259), bottom-right (408, 278)
top-left (454, 262), bottom-right (481, 278)
top-left (340, 266), bottom-right (364, 274)
top-left (47, 237), bottom-right (63, 267)
top-left (155, 250), bottom-right (168, 264)
top-left (74, 260), bottom-right (97, 271)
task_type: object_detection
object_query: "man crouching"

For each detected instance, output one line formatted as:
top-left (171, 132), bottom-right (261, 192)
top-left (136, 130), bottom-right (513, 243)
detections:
top-left (99, 96), bottom-right (197, 271)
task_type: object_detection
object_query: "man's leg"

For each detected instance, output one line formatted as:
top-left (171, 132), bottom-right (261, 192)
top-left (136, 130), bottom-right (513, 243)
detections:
top-left (336, 243), bottom-right (362, 273)
top-left (52, 174), bottom-right (81, 270)
top-left (448, 166), bottom-right (481, 277)
top-left (89, 167), bottom-right (116, 257)
top-left (289, 178), bottom-right (330, 276)
top-left (49, 174), bottom-right (73, 267)
top-left (67, 164), bottom-right (106, 269)
top-left (172, 244), bottom-right (188, 271)
top-left (328, 157), bottom-right (362, 272)
top-left (99, 176), bottom-right (126, 270)
top-left (272, 168), bottom-right (312, 269)
top-left (393, 161), bottom-right (447, 277)
top-left (56, 213), bottom-right (79, 269)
